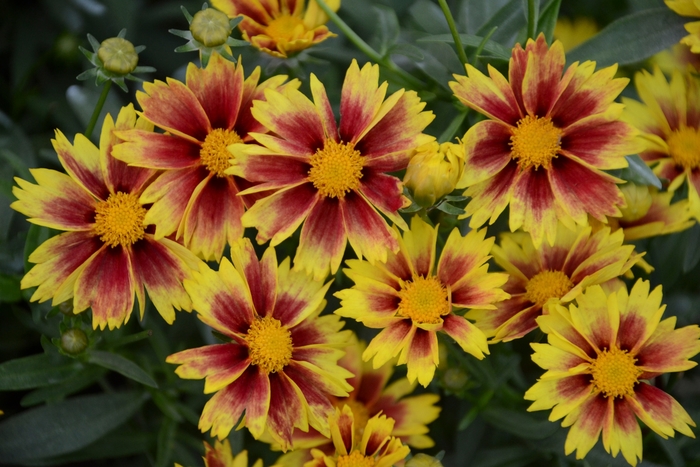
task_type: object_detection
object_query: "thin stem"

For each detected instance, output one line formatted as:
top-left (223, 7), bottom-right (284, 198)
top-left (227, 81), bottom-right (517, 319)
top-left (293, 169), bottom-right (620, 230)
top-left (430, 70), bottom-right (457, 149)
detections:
top-left (85, 81), bottom-right (112, 139)
top-left (437, 0), bottom-right (468, 66)
top-left (471, 26), bottom-right (498, 67)
top-left (526, 0), bottom-right (537, 40)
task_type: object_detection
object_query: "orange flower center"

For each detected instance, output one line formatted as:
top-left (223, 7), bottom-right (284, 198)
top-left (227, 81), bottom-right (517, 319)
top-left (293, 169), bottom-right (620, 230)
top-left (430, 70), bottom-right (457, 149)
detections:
top-left (397, 276), bottom-right (450, 324)
top-left (337, 450), bottom-right (375, 467)
top-left (667, 126), bottom-right (700, 170)
top-left (200, 128), bottom-right (243, 177)
top-left (590, 347), bottom-right (641, 398)
top-left (94, 192), bottom-right (147, 247)
top-left (308, 139), bottom-right (365, 198)
top-left (510, 115), bottom-right (562, 170)
top-left (524, 270), bottom-right (573, 307)
top-left (264, 15), bottom-right (305, 42)
top-left (246, 316), bottom-right (293, 374)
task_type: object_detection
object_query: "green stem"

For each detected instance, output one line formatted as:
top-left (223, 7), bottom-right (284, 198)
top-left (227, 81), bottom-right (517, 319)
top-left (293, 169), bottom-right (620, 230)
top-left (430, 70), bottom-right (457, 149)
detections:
top-left (85, 81), bottom-right (112, 139)
top-left (315, 0), bottom-right (424, 89)
top-left (471, 26), bottom-right (498, 66)
top-left (437, 0), bottom-right (468, 66)
top-left (526, 0), bottom-right (537, 40)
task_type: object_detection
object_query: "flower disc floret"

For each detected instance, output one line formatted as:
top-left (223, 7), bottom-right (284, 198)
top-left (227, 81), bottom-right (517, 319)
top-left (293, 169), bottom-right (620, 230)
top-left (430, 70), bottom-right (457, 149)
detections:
top-left (510, 115), bottom-right (562, 170)
top-left (308, 140), bottom-right (365, 198)
top-left (246, 316), bottom-right (293, 374)
top-left (337, 451), bottom-right (375, 467)
top-left (590, 347), bottom-right (642, 398)
top-left (190, 8), bottom-right (234, 47)
top-left (93, 191), bottom-right (147, 247)
top-left (97, 37), bottom-right (139, 74)
top-left (524, 269), bottom-right (574, 307)
top-left (397, 276), bottom-right (450, 324)
top-left (200, 128), bottom-right (243, 177)
top-left (667, 127), bottom-right (700, 170)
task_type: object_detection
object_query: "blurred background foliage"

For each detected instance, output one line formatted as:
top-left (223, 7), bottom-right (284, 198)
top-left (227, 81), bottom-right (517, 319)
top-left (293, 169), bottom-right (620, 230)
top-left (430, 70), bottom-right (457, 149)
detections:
top-left (0, 0), bottom-right (699, 466)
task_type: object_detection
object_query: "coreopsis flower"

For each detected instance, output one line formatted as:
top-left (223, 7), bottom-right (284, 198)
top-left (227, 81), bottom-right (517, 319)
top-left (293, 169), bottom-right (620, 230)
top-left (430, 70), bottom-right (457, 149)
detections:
top-left (11, 105), bottom-right (200, 330)
top-left (211, 0), bottom-right (340, 58)
top-left (621, 68), bottom-right (700, 220)
top-left (175, 440), bottom-right (263, 467)
top-left (468, 222), bottom-right (642, 343)
top-left (304, 406), bottom-right (411, 467)
top-left (553, 17), bottom-right (598, 51)
top-left (651, 43), bottom-right (700, 74)
top-left (274, 335), bottom-right (441, 465)
top-left (229, 60), bottom-right (434, 280)
top-left (404, 141), bottom-right (465, 207)
top-left (450, 34), bottom-right (638, 246)
top-left (166, 238), bottom-right (353, 450)
top-left (525, 280), bottom-right (700, 466)
top-left (666, 0), bottom-right (700, 53)
top-left (335, 216), bottom-right (509, 387)
top-left (113, 53), bottom-right (297, 261)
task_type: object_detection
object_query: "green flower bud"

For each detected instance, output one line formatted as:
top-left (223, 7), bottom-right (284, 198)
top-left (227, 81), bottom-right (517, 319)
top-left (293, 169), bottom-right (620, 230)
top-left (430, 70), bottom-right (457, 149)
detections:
top-left (58, 300), bottom-right (75, 316)
top-left (60, 328), bottom-right (88, 355)
top-left (190, 8), bottom-right (233, 47)
top-left (442, 367), bottom-right (468, 391)
top-left (97, 37), bottom-right (138, 75)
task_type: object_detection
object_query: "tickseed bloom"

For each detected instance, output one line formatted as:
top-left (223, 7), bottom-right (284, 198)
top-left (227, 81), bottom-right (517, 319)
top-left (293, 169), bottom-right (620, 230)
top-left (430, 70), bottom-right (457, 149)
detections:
top-left (166, 238), bottom-right (353, 450)
top-left (335, 216), bottom-right (509, 387)
top-left (274, 335), bottom-right (441, 465)
top-left (113, 53), bottom-right (298, 261)
top-left (404, 141), bottom-right (465, 208)
top-left (450, 34), bottom-right (637, 246)
top-left (175, 440), bottom-right (262, 467)
top-left (666, 0), bottom-right (700, 53)
top-left (525, 280), bottom-right (700, 466)
top-left (651, 43), bottom-right (700, 74)
top-left (621, 68), bottom-right (700, 220)
top-left (11, 105), bottom-right (199, 330)
top-left (229, 60), bottom-right (434, 280)
top-left (553, 17), bottom-right (598, 52)
top-left (304, 405), bottom-right (411, 467)
top-left (468, 222), bottom-right (642, 343)
top-left (211, 0), bottom-right (340, 58)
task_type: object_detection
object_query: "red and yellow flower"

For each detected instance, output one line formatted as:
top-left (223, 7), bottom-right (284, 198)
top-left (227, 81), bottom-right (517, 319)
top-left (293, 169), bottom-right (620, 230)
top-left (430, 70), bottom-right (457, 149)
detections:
top-left (525, 280), bottom-right (700, 466)
top-left (621, 68), bottom-right (700, 220)
top-left (666, 0), bottom-right (700, 53)
top-left (11, 105), bottom-right (200, 330)
top-left (273, 335), bottom-right (441, 465)
top-left (166, 238), bottom-right (353, 450)
top-left (229, 60), bottom-right (434, 280)
top-left (211, 0), bottom-right (339, 58)
top-left (113, 53), bottom-right (298, 261)
top-left (335, 216), bottom-right (509, 387)
top-left (468, 221), bottom-right (643, 343)
top-left (304, 405), bottom-right (411, 467)
top-left (450, 34), bottom-right (638, 246)
top-left (176, 439), bottom-right (263, 467)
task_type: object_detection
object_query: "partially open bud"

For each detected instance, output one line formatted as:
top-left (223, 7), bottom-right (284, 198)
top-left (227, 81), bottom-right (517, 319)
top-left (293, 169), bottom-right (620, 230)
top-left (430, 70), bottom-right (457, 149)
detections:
top-left (190, 8), bottom-right (233, 47)
top-left (60, 328), bottom-right (88, 355)
top-left (619, 183), bottom-right (653, 222)
top-left (404, 141), bottom-right (465, 207)
top-left (97, 37), bottom-right (138, 74)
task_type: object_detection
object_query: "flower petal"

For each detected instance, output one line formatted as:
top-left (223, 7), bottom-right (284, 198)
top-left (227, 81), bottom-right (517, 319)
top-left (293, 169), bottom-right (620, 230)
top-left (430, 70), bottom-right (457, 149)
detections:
top-left (521, 38), bottom-right (566, 116)
top-left (166, 343), bottom-right (250, 393)
top-left (275, 257), bottom-right (331, 327)
top-left (199, 366), bottom-right (256, 439)
top-left (53, 130), bottom-right (109, 200)
top-left (563, 394), bottom-right (607, 460)
top-left (363, 320), bottom-right (414, 369)
top-left (438, 227), bottom-right (492, 288)
top-left (463, 160), bottom-right (518, 228)
top-left (400, 216), bottom-right (437, 278)
top-left (403, 328), bottom-right (438, 387)
top-left (459, 120), bottom-right (514, 187)
top-left (628, 383), bottom-right (696, 439)
top-left (112, 130), bottom-right (201, 169)
top-left (342, 191), bottom-right (398, 266)
top-left (230, 238), bottom-right (277, 316)
top-left (294, 197), bottom-right (347, 280)
top-left (442, 314), bottom-right (488, 359)
top-left (357, 171), bottom-right (407, 230)
top-left (450, 64), bottom-right (522, 126)
top-left (267, 371), bottom-right (309, 451)
top-left (339, 60), bottom-right (387, 143)
top-left (604, 399), bottom-right (642, 467)
top-left (509, 167), bottom-right (561, 246)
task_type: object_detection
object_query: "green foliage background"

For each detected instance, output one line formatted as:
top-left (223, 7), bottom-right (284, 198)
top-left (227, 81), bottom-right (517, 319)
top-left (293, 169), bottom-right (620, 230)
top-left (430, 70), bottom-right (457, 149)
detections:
top-left (0, 0), bottom-right (699, 466)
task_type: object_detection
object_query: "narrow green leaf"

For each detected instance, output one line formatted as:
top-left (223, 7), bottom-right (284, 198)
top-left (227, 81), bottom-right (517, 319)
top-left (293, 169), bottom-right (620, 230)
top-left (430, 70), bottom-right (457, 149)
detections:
top-left (87, 350), bottom-right (158, 388)
top-left (0, 273), bottom-right (21, 303)
top-left (0, 392), bottom-right (147, 462)
top-left (537, 0), bottom-right (562, 43)
top-left (389, 43), bottom-right (425, 61)
top-left (481, 407), bottom-right (559, 440)
top-left (418, 34), bottom-right (511, 61)
top-left (619, 155), bottom-right (662, 188)
top-left (436, 202), bottom-right (466, 215)
top-left (24, 224), bottom-right (51, 273)
top-left (21, 366), bottom-right (107, 407)
top-left (0, 354), bottom-right (81, 391)
top-left (476, 0), bottom-right (524, 46)
top-left (683, 224), bottom-right (700, 272)
top-left (567, 8), bottom-right (688, 67)
top-left (374, 5), bottom-right (400, 57)
top-left (156, 417), bottom-right (178, 467)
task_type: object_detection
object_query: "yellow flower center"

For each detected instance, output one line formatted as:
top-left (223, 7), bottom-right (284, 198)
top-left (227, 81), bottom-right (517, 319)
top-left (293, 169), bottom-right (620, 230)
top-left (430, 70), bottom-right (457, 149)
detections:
top-left (246, 316), bottom-right (293, 374)
top-left (667, 127), bottom-right (700, 170)
top-left (264, 15), bottom-right (305, 42)
top-left (510, 115), bottom-right (562, 170)
top-left (397, 276), bottom-right (450, 324)
top-left (200, 128), bottom-right (242, 177)
top-left (337, 450), bottom-right (375, 467)
top-left (308, 139), bottom-right (365, 198)
top-left (524, 270), bottom-right (574, 307)
top-left (590, 347), bottom-right (642, 398)
top-left (93, 192), bottom-right (147, 247)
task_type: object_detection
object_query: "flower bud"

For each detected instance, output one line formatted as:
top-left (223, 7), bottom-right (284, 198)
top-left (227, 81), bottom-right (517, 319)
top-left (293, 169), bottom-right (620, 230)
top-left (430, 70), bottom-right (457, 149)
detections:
top-left (618, 183), bottom-right (653, 222)
top-left (404, 141), bottom-right (465, 207)
top-left (97, 37), bottom-right (138, 74)
top-left (190, 8), bottom-right (233, 47)
top-left (406, 454), bottom-right (445, 467)
top-left (60, 328), bottom-right (88, 355)
top-left (58, 300), bottom-right (75, 316)
top-left (442, 367), bottom-right (468, 391)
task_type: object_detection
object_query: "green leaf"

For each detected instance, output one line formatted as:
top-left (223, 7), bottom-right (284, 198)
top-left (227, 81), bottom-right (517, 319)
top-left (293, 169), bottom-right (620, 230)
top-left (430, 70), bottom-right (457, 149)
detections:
top-left (389, 43), bottom-right (425, 60)
top-left (0, 273), bottom-right (21, 303)
top-left (86, 350), bottom-right (158, 388)
top-left (476, 0), bottom-right (524, 47)
top-left (0, 354), bottom-right (81, 391)
top-left (619, 155), bottom-right (662, 188)
top-left (436, 202), bottom-right (466, 215)
top-left (0, 392), bottom-right (147, 463)
top-left (682, 224), bottom-right (700, 272)
top-left (23, 224), bottom-right (51, 274)
top-left (481, 407), bottom-right (559, 440)
top-left (567, 8), bottom-right (688, 67)
top-left (21, 366), bottom-right (107, 407)
top-left (155, 417), bottom-right (178, 467)
top-left (418, 34), bottom-right (511, 61)
top-left (537, 0), bottom-right (562, 43)
top-left (373, 5), bottom-right (400, 57)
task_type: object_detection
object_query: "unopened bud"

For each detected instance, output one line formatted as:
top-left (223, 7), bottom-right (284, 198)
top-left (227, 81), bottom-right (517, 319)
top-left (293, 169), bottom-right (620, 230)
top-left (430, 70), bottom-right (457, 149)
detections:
top-left (58, 300), bottom-right (75, 316)
top-left (190, 9), bottom-right (233, 47)
top-left (406, 454), bottom-right (444, 467)
top-left (404, 141), bottom-right (465, 207)
top-left (442, 367), bottom-right (468, 391)
top-left (619, 183), bottom-right (653, 222)
top-left (97, 37), bottom-right (138, 74)
top-left (60, 328), bottom-right (88, 355)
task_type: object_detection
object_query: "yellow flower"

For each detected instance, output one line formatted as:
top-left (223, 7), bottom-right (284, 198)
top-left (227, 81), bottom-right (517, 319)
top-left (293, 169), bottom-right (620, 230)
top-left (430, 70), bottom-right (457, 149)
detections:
top-left (553, 17), bottom-right (598, 51)
top-left (666, 0), bottom-right (700, 53)
top-left (175, 439), bottom-right (263, 467)
top-left (404, 141), bottom-right (464, 207)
